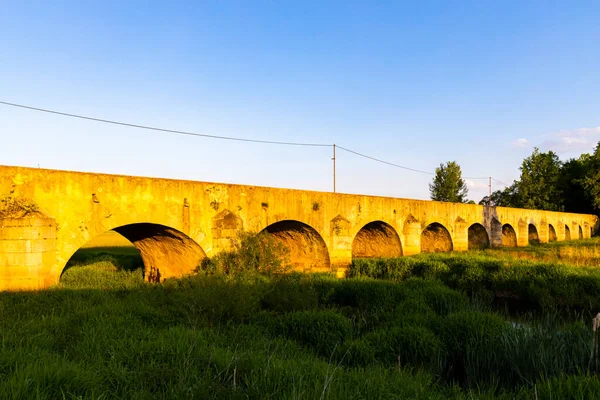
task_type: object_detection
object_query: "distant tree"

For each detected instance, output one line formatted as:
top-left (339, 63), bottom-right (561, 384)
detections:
top-left (429, 161), bottom-right (468, 203)
top-left (479, 183), bottom-right (520, 207)
top-left (558, 154), bottom-right (594, 214)
top-left (516, 148), bottom-right (562, 211)
top-left (581, 142), bottom-right (600, 213)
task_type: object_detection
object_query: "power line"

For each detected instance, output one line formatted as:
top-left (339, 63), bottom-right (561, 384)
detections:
top-left (0, 100), bottom-right (330, 147)
top-left (336, 145), bottom-right (434, 175)
top-left (0, 100), bottom-right (513, 186)
top-left (492, 178), bottom-right (512, 187)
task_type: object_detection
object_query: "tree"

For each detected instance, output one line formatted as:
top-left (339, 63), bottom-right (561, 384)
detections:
top-left (516, 148), bottom-right (562, 211)
top-left (558, 154), bottom-right (594, 214)
top-left (429, 161), bottom-right (468, 203)
top-left (581, 142), bottom-right (600, 213)
top-left (478, 182), bottom-right (520, 207)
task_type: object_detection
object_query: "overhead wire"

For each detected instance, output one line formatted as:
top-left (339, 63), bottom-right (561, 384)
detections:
top-left (0, 100), bottom-right (330, 147)
top-left (0, 100), bottom-right (514, 185)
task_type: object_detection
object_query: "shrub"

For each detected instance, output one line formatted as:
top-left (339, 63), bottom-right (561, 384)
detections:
top-left (259, 310), bottom-right (352, 356)
top-left (439, 311), bottom-right (507, 385)
top-left (197, 231), bottom-right (290, 277)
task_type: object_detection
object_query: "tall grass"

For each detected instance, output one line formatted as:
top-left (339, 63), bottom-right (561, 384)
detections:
top-left (350, 252), bottom-right (600, 310)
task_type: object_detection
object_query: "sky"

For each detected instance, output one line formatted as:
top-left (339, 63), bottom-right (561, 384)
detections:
top-left (1, 1), bottom-right (599, 202)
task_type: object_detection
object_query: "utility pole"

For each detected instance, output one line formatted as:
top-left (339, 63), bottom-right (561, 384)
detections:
top-left (488, 176), bottom-right (492, 206)
top-left (332, 144), bottom-right (336, 193)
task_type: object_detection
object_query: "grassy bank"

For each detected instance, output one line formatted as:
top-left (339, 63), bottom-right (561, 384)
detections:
top-left (0, 272), bottom-right (598, 398)
top-left (4, 237), bottom-right (600, 398)
top-left (349, 250), bottom-right (600, 310)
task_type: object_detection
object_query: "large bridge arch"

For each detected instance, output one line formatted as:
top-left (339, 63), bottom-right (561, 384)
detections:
top-left (548, 224), bottom-right (557, 242)
top-left (502, 224), bottom-right (517, 247)
top-left (260, 220), bottom-right (330, 273)
top-left (60, 223), bottom-right (206, 283)
top-left (352, 220), bottom-right (402, 258)
top-left (528, 224), bottom-right (540, 245)
top-left (468, 223), bottom-right (490, 250)
top-left (421, 222), bottom-right (453, 253)
top-left (564, 224), bottom-right (571, 240)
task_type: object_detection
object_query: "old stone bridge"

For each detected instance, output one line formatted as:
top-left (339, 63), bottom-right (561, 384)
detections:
top-left (0, 165), bottom-right (597, 291)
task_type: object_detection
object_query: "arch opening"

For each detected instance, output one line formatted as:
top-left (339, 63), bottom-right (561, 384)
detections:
top-left (352, 221), bottom-right (402, 258)
top-left (564, 224), bottom-right (571, 241)
top-left (468, 223), bottom-right (490, 250)
top-left (579, 225), bottom-right (583, 239)
top-left (501, 224), bottom-right (517, 247)
top-left (528, 224), bottom-right (540, 245)
top-left (63, 223), bottom-right (206, 283)
top-left (261, 220), bottom-right (330, 272)
top-left (421, 223), bottom-right (453, 253)
top-left (548, 224), bottom-right (557, 242)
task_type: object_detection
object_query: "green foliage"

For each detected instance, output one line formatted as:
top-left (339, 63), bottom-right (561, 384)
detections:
top-left (258, 310), bottom-right (352, 356)
top-left (9, 246), bottom-right (600, 398)
top-left (429, 161), bottom-right (469, 203)
top-left (197, 230), bottom-right (291, 277)
top-left (517, 147), bottom-right (563, 211)
top-left (59, 260), bottom-right (145, 290)
top-left (351, 252), bottom-right (600, 310)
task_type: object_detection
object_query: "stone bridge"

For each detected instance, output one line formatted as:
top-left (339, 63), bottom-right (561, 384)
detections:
top-left (0, 165), bottom-right (596, 291)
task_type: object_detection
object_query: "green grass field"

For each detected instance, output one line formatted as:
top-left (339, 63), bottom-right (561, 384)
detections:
top-left (3, 238), bottom-right (600, 399)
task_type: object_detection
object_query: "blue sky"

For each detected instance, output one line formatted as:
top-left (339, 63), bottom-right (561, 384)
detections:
top-left (1, 1), bottom-right (599, 201)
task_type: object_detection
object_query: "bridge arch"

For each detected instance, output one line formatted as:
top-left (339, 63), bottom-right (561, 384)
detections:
top-left (528, 224), bottom-right (540, 245)
top-left (502, 224), bottom-right (517, 247)
top-left (260, 220), bottom-right (330, 272)
top-left (468, 223), bottom-right (489, 250)
top-left (421, 222), bottom-right (453, 253)
top-left (578, 225), bottom-right (583, 239)
top-left (564, 224), bottom-right (571, 240)
top-left (548, 224), bottom-right (557, 242)
top-left (352, 221), bottom-right (402, 258)
top-left (62, 223), bottom-right (207, 282)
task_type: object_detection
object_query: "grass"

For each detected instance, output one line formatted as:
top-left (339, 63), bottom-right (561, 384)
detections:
top-left (4, 237), bottom-right (600, 398)
top-left (349, 248), bottom-right (600, 310)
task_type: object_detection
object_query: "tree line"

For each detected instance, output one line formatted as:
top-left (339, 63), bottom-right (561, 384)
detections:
top-left (429, 143), bottom-right (600, 214)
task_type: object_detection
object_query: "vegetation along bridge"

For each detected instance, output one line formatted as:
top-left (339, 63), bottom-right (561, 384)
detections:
top-left (0, 165), bottom-right (596, 291)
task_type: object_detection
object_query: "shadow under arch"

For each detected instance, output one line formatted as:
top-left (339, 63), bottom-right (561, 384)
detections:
top-left (502, 224), bottom-right (517, 247)
top-left (63, 223), bottom-right (207, 282)
top-left (260, 220), bottom-right (330, 272)
top-left (421, 222), bottom-right (453, 253)
top-left (468, 223), bottom-right (489, 250)
top-left (548, 224), bottom-right (557, 242)
top-left (352, 221), bottom-right (402, 258)
top-left (578, 225), bottom-right (583, 239)
top-left (528, 224), bottom-right (540, 245)
top-left (565, 224), bottom-right (571, 240)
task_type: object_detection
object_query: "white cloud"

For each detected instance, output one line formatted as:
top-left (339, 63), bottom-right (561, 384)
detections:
top-left (511, 138), bottom-right (530, 148)
top-left (465, 179), bottom-right (488, 190)
top-left (540, 126), bottom-right (600, 154)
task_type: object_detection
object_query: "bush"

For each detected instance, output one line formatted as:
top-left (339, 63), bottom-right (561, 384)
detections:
top-left (59, 263), bottom-right (144, 290)
top-left (258, 310), bottom-right (352, 356)
top-left (197, 231), bottom-right (290, 277)
top-left (439, 311), bottom-right (507, 385)
top-left (361, 325), bottom-right (444, 370)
